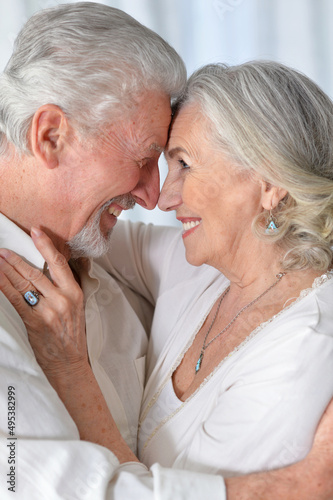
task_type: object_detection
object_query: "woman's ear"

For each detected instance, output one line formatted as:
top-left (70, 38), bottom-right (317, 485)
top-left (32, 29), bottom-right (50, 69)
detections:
top-left (259, 180), bottom-right (288, 210)
top-left (30, 104), bottom-right (69, 169)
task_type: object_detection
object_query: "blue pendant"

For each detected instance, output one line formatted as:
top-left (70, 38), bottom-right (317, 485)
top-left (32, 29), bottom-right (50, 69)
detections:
top-left (195, 353), bottom-right (203, 374)
top-left (265, 220), bottom-right (278, 234)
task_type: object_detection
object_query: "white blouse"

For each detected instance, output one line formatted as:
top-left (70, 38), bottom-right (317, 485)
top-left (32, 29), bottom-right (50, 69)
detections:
top-left (106, 221), bottom-right (333, 481)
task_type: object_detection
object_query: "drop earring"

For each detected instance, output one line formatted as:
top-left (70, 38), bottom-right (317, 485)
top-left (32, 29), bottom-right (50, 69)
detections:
top-left (265, 208), bottom-right (278, 233)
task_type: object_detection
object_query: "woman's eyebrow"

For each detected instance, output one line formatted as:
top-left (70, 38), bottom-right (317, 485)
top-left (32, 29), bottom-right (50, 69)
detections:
top-left (165, 146), bottom-right (187, 159)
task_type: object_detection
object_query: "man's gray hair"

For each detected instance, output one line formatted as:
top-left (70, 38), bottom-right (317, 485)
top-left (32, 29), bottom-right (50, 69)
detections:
top-left (0, 2), bottom-right (186, 155)
top-left (174, 61), bottom-right (333, 271)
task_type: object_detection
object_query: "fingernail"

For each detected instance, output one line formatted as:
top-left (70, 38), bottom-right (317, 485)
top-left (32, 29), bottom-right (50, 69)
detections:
top-left (31, 227), bottom-right (43, 238)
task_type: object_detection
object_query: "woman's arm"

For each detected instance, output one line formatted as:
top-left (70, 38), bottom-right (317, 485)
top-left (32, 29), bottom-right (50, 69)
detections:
top-left (52, 362), bottom-right (139, 463)
top-left (0, 229), bottom-right (137, 464)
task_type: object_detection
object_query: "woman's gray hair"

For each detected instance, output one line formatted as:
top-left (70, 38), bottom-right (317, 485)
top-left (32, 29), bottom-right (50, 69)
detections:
top-left (0, 2), bottom-right (186, 155)
top-left (174, 61), bottom-right (333, 271)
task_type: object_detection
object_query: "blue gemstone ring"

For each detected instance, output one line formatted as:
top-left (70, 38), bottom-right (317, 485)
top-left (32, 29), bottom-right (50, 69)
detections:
top-left (23, 290), bottom-right (40, 307)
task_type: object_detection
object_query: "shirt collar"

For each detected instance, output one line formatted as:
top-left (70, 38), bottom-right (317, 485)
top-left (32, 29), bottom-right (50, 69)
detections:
top-left (0, 213), bottom-right (46, 271)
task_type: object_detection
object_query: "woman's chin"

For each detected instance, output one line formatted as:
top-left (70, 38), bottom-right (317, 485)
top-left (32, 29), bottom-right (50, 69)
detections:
top-left (184, 248), bottom-right (206, 268)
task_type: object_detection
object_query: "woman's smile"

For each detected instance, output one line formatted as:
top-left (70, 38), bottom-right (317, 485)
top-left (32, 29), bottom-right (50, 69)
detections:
top-left (161, 104), bottom-right (263, 270)
top-left (178, 217), bottom-right (202, 238)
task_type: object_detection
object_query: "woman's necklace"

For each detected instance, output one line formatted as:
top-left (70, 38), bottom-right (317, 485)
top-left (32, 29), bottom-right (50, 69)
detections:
top-left (195, 272), bottom-right (286, 374)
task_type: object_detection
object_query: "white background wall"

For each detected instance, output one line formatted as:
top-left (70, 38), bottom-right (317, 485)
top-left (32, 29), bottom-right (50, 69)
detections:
top-left (1, 0), bottom-right (332, 227)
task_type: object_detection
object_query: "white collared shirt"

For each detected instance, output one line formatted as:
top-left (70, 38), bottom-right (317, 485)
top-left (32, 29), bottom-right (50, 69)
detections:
top-left (0, 215), bottom-right (223, 500)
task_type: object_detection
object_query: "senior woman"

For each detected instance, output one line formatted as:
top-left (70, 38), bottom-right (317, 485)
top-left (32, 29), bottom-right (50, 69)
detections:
top-left (0, 61), bottom-right (333, 498)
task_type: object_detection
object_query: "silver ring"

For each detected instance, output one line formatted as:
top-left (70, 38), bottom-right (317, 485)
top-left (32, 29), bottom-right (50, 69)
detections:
top-left (23, 290), bottom-right (39, 306)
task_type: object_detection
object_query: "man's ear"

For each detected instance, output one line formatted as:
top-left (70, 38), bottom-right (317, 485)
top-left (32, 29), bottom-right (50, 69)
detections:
top-left (30, 104), bottom-right (69, 169)
top-left (259, 180), bottom-right (288, 210)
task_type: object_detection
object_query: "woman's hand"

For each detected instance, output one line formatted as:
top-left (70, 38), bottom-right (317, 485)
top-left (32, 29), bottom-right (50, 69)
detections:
top-left (0, 228), bottom-right (138, 462)
top-left (0, 227), bottom-right (88, 388)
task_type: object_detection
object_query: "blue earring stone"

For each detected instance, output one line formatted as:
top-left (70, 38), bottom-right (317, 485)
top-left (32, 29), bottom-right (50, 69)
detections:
top-left (265, 220), bottom-right (278, 234)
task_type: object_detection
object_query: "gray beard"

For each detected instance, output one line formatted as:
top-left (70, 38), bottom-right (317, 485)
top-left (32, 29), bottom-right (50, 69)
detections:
top-left (67, 195), bottom-right (135, 259)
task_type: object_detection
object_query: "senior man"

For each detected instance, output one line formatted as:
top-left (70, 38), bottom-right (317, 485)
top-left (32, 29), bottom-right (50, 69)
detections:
top-left (0, 3), bottom-right (331, 500)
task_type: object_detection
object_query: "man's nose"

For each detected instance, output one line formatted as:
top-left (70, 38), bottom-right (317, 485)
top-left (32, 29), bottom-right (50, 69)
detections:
top-left (131, 162), bottom-right (160, 210)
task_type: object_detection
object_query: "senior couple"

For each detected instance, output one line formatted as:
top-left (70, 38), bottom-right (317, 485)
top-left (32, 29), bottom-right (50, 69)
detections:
top-left (0, 2), bottom-right (332, 499)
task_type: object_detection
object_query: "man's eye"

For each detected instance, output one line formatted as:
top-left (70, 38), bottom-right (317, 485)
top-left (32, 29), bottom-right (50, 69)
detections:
top-left (178, 159), bottom-right (190, 169)
top-left (138, 156), bottom-right (156, 169)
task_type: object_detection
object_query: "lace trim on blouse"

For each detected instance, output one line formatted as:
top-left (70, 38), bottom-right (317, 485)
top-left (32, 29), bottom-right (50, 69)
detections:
top-left (139, 270), bottom-right (333, 455)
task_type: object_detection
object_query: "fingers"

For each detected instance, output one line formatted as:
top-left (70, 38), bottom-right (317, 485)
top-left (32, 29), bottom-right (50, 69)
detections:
top-left (30, 228), bottom-right (78, 289)
top-left (0, 253), bottom-right (38, 294)
top-left (0, 249), bottom-right (54, 297)
top-left (0, 261), bottom-right (34, 320)
top-left (0, 226), bottom-right (79, 296)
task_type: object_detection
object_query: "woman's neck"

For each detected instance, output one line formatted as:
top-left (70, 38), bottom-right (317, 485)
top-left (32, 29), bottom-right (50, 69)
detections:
top-left (213, 240), bottom-right (323, 304)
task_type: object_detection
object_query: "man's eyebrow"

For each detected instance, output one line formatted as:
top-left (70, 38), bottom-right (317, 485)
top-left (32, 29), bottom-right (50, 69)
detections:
top-left (165, 146), bottom-right (187, 159)
top-left (148, 142), bottom-right (164, 153)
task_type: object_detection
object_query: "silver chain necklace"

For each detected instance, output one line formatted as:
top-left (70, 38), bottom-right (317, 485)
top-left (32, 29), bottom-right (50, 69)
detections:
top-left (195, 272), bottom-right (286, 374)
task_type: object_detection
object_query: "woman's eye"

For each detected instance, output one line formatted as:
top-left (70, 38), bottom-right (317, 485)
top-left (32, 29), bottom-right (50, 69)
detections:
top-left (178, 159), bottom-right (190, 169)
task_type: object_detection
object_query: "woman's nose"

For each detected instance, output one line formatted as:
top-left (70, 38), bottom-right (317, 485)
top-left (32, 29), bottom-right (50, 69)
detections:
top-left (158, 170), bottom-right (182, 211)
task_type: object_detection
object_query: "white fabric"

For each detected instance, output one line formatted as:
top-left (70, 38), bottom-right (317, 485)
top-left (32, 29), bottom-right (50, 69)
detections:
top-left (0, 214), bottom-right (150, 452)
top-left (0, 214), bottom-right (226, 499)
top-left (106, 221), bottom-right (333, 478)
top-left (1, 215), bottom-right (332, 499)
top-left (77, 254), bottom-right (151, 453)
top-left (0, 213), bottom-right (117, 499)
